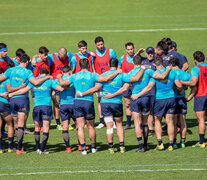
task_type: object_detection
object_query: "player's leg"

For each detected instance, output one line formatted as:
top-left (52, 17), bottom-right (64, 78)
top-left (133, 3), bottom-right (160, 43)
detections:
top-left (104, 116), bottom-right (114, 153)
top-left (40, 120), bottom-right (51, 154)
top-left (34, 120), bottom-right (41, 152)
top-left (96, 95), bottom-right (105, 129)
top-left (0, 117), bottom-right (3, 153)
top-left (124, 96), bottom-right (132, 130)
top-left (76, 116), bottom-right (86, 154)
top-left (52, 91), bottom-right (61, 130)
top-left (166, 114), bottom-right (175, 150)
top-left (178, 113), bottom-right (187, 148)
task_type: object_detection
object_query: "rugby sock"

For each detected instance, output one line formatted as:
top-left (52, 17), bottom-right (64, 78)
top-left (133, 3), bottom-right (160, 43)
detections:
top-left (100, 117), bottom-right (104, 124)
top-left (180, 138), bottom-right (186, 144)
top-left (108, 142), bottom-right (113, 148)
top-left (55, 118), bottom-right (61, 125)
top-left (8, 137), bottom-right (14, 149)
top-left (41, 132), bottom-right (49, 152)
top-left (157, 139), bottom-right (162, 146)
top-left (15, 128), bottom-right (18, 139)
top-left (199, 134), bottom-right (205, 144)
top-left (80, 143), bottom-right (86, 151)
top-left (62, 130), bottom-right (70, 148)
top-left (34, 131), bottom-right (40, 150)
top-left (0, 138), bottom-right (3, 150)
top-left (137, 137), bottom-right (144, 149)
top-left (143, 125), bottom-right (149, 147)
top-left (149, 129), bottom-right (155, 133)
top-left (173, 138), bottom-right (177, 144)
top-left (120, 142), bottom-right (125, 147)
top-left (126, 115), bottom-right (131, 126)
top-left (169, 140), bottom-right (173, 147)
top-left (91, 143), bottom-right (96, 149)
top-left (17, 127), bottom-right (24, 151)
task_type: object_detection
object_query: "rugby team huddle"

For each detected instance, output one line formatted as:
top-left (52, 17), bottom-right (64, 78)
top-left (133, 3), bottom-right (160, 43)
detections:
top-left (0, 36), bottom-right (206, 155)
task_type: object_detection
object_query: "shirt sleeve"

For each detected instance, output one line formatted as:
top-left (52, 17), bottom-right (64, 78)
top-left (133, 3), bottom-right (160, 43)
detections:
top-left (68, 74), bottom-right (75, 83)
top-left (191, 66), bottom-right (200, 77)
top-left (27, 82), bottom-right (34, 89)
top-left (52, 80), bottom-right (58, 89)
top-left (70, 56), bottom-right (77, 68)
top-left (27, 70), bottom-right (35, 81)
top-left (109, 49), bottom-right (117, 59)
top-left (146, 69), bottom-right (155, 77)
top-left (150, 77), bottom-right (156, 83)
top-left (4, 68), bottom-right (11, 78)
top-left (67, 52), bottom-right (74, 64)
top-left (177, 53), bottom-right (187, 67)
top-left (122, 73), bottom-right (132, 83)
top-left (93, 72), bottom-right (100, 82)
top-left (47, 55), bottom-right (53, 67)
top-left (91, 55), bottom-right (94, 65)
top-left (118, 56), bottom-right (124, 66)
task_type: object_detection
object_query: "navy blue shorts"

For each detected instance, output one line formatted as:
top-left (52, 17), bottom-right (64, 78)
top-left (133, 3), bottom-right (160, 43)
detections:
top-left (10, 97), bottom-right (30, 115)
top-left (101, 103), bottom-right (123, 117)
top-left (194, 96), bottom-right (207, 112)
top-left (74, 100), bottom-right (95, 120)
top-left (130, 96), bottom-right (150, 115)
top-left (154, 98), bottom-right (176, 117)
top-left (55, 90), bottom-right (60, 96)
top-left (123, 86), bottom-right (132, 97)
top-left (33, 105), bottom-right (53, 121)
top-left (31, 90), bottom-right (35, 98)
top-left (149, 95), bottom-right (155, 112)
top-left (60, 104), bottom-right (74, 121)
top-left (176, 97), bottom-right (187, 114)
top-left (0, 102), bottom-right (11, 117)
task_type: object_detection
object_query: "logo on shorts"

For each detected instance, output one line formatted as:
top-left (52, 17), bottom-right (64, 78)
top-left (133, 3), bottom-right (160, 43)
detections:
top-left (0, 112), bottom-right (8, 116)
top-left (43, 115), bottom-right (50, 119)
top-left (169, 109), bottom-right (175, 113)
top-left (86, 114), bottom-right (93, 118)
top-left (183, 109), bottom-right (187, 113)
top-left (19, 108), bottom-right (26, 111)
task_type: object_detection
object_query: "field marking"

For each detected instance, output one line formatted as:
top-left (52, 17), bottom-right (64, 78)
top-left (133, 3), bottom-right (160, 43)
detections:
top-left (1, 163), bottom-right (207, 170)
top-left (0, 168), bottom-right (207, 176)
top-left (0, 27), bottom-right (207, 36)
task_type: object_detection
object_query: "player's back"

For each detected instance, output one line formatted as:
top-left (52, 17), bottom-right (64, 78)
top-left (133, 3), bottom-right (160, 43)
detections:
top-left (0, 74), bottom-right (9, 104)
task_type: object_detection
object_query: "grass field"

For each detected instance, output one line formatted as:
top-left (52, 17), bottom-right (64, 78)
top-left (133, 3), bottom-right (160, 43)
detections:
top-left (1, 0), bottom-right (207, 179)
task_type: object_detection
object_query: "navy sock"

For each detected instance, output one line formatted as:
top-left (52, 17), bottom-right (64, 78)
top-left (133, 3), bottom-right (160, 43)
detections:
top-left (17, 127), bottom-right (24, 150)
top-left (126, 115), bottom-right (131, 126)
top-left (199, 134), bottom-right (205, 144)
top-left (0, 138), bottom-right (3, 149)
top-left (100, 117), bottom-right (104, 124)
top-left (158, 139), bottom-right (162, 146)
top-left (80, 143), bottom-right (86, 151)
top-left (137, 137), bottom-right (144, 149)
top-left (120, 142), bottom-right (125, 147)
top-left (173, 138), bottom-right (177, 144)
top-left (34, 131), bottom-right (40, 150)
top-left (56, 119), bottom-right (61, 125)
top-left (8, 137), bottom-right (14, 149)
top-left (91, 143), bottom-right (96, 149)
top-left (41, 132), bottom-right (49, 152)
top-left (143, 125), bottom-right (149, 147)
top-left (62, 130), bottom-right (70, 148)
top-left (108, 142), bottom-right (113, 148)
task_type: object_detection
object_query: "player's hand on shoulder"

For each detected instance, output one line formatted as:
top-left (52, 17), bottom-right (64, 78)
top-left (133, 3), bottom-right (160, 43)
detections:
top-left (131, 94), bottom-right (138, 101)
top-left (57, 74), bottom-right (62, 79)
top-left (103, 92), bottom-right (113, 99)
top-left (166, 65), bottom-right (172, 70)
top-left (21, 82), bottom-right (26, 88)
top-left (76, 91), bottom-right (82, 97)
top-left (2, 92), bottom-right (8, 99)
top-left (117, 69), bottom-right (122, 74)
top-left (89, 52), bottom-right (96, 57)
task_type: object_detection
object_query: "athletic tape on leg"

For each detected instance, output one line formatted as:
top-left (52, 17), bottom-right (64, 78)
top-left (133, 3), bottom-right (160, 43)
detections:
top-left (104, 117), bottom-right (113, 124)
top-left (107, 128), bottom-right (113, 134)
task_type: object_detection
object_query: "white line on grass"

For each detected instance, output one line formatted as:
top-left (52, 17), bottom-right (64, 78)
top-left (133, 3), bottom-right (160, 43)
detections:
top-left (0, 27), bottom-right (207, 36)
top-left (0, 168), bottom-right (207, 176)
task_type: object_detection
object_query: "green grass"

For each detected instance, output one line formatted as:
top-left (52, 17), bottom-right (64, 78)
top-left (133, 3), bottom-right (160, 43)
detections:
top-left (0, 0), bottom-right (207, 179)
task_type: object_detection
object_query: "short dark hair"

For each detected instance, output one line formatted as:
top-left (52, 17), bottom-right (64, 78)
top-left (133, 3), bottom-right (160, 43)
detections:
top-left (20, 54), bottom-right (30, 63)
top-left (95, 36), bottom-right (104, 44)
top-left (156, 41), bottom-right (169, 54)
top-left (193, 51), bottom-right (205, 62)
top-left (78, 40), bottom-right (87, 48)
top-left (39, 46), bottom-right (49, 54)
top-left (125, 42), bottom-right (134, 48)
top-left (0, 43), bottom-right (7, 49)
top-left (16, 48), bottom-right (26, 57)
top-left (154, 56), bottom-right (163, 66)
top-left (40, 68), bottom-right (49, 75)
top-left (5, 64), bottom-right (15, 71)
top-left (133, 55), bottom-right (142, 65)
top-left (169, 57), bottom-right (180, 67)
top-left (62, 65), bottom-right (72, 73)
top-left (161, 37), bottom-right (172, 49)
top-left (79, 58), bottom-right (89, 69)
top-left (109, 58), bottom-right (118, 68)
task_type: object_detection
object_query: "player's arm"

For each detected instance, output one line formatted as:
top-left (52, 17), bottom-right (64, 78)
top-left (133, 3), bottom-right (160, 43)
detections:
top-left (76, 83), bottom-right (102, 97)
top-left (92, 65), bottom-right (95, 73)
top-left (55, 85), bottom-right (64, 92)
top-left (182, 62), bottom-right (189, 72)
top-left (129, 67), bottom-right (145, 82)
top-left (181, 76), bottom-right (198, 86)
top-left (6, 82), bottom-right (26, 93)
top-left (134, 48), bottom-right (145, 56)
top-left (58, 76), bottom-right (71, 86)
top-left (131, 81), bottom-right (155, 100)
top-left (174, 79), bottom-right (184, 94)
top-left (103, 83), bottom-right (130, 99)
top-left (97, 69), bottom-right (122, 82)
top-left (29, 75), bottom-right (52, 86)
top-left (9, 86), bottom-right (31, 98)
top-left (0, 74), bottom-right (7, 82)
top-left (31, 55), bottom-right (38, 66)
top-left (152, 66), bottom-right (171, 79)
top-left (0, 92), bottom-right (8, 99)
top-left (186, 86), bottom-right (197, 102)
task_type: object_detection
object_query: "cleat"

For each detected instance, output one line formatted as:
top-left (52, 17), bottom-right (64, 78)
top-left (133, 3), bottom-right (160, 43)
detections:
top-left (120, 146), bottom-right (125, 153)
top-left (21, 147), bottom-right (28, 154)
top-left (16, 150), bottom-right (23, 155)
top-left (91, 148), bottom-right (98, 153)
top-left (108, 148), bottom-right (114, 154)
top-left (168, 145), bottom-right (174, 151)
top-left (81, 150), bottom-right (87, 155)
top-left (173, 143), bottom-right (178, 149)
top-left (144, 146), bottom-right (148, 151)
top-left (65, 147), bottom-right (72, 153)
top-left (8, 148), bottom-right (16, 153)
top-left (124, 125), bottom-right (131, 130)
top-left (57, 125), bottom-right (63, 130)
top-left (148, 131), bottom-right (155, 137)
top-left (136, 148), bottom-right (145, 153)
top-left (0, 149), bottom-right (4, 154)
top-left (69, 124), bottom-right (74, 131)
top-left (180, 143), bottom-right (185, 148)
top-left (154, 143), bottom-right (164, 151)
top-left (96, 123), bottom-right (105, 129)
top-left (78, 145), bottom-right (89, 151)
top-left (192, 142), bottom-right (205, 148)
top-left (36, 149), bottom-right (41, 154)
top-left (24, 128), bottom-right (33, 135)
top-left (41, 150), bottom-right (49, 154)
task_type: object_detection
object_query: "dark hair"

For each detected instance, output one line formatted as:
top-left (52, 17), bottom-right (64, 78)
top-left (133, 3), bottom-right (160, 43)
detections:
top-left (169, 57), bottom-right (180, 67)
top-left (161, 37), bottom-right (172, 49)
top-left (95, 36), bottom-right (104, 44)
top-left (78, 40), bottom-right (87, 48)
top-left (125, 42), bottom-right (134, 48)
top-left (39, 46), bottom-right (49, 54)
top-left (133, 55), bottom-right (142, 65)
top-left (20, 54), bottom-right (30, 63)
top-left (193, 51), bottom-right (205, 62)
top-left (0, 43), bottom-right (7, 49)
top-left (156, 41), bottom-right (169, 54)
top-left (5, 64), bottom-right (15, 71)
top-left (79, 58), bottom-right (89, 69)
top-left (40, 68), bottom-right (49, 75)
top-left (16, 48), bottom-right (26, 57)
top-left (154, 56), bottom-right (163, 66)
top-left (109, 58), bottom-right (118, 68)
top-left (62, 65), bottom-right (72, 73)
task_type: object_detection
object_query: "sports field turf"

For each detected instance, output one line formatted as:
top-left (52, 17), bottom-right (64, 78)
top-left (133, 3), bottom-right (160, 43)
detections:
top-left (0, 0), bottom-right (207, 179)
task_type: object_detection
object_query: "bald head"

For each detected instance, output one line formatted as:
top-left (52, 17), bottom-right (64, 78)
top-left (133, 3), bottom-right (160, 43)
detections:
top-left (58, 47), bottom-right (67, 60)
